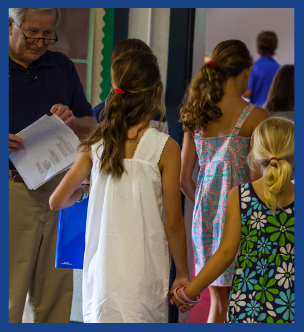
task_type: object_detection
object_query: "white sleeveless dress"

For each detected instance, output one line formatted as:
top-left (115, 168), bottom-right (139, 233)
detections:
top-left (82, 127), bottom-right (171, 323)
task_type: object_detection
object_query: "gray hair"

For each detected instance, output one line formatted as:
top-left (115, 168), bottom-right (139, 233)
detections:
top-left (9, 8), bottom-right (61, 28)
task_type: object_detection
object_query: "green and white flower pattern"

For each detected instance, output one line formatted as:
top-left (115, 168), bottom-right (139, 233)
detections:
top-left (226, 183), bottom-right (294, 323)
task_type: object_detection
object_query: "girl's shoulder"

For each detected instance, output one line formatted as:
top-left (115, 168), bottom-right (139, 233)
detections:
top-left (246, 106), bottom-right (270, 127)
top-left (239, 106), bottom-right (270, 136)
top-left (134, 128), bottom-right (171, 163)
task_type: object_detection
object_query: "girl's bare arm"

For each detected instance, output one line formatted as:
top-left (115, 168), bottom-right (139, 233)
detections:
top-left (170, 186), bottom-right (242, 305)
top-left (180, 133), bottom-right (197, 203)
top-left (49, 148), bottom-right (93, 210)
top-left (159, 138), bottom-right (190, 288)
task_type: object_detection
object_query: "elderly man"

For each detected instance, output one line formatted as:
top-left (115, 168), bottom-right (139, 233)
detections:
top-left (9, 8), bottom-right (97, 323)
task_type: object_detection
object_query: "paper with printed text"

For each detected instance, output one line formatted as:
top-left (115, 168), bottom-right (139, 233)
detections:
top-left (9, 114), bottom-right (80, 190)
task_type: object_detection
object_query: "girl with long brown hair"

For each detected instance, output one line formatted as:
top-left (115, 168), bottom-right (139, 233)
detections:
top-left (49, 50), bottom-right (189, 322)
top-left (179, 40), bottom-right (269, 322)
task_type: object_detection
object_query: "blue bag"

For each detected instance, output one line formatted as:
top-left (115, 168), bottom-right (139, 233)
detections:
top-left (55, 199), bottom-right (88, 269)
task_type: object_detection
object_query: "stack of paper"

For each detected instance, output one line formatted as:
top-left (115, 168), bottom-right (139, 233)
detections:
top-left (9, 115), bottom-right (80, 190)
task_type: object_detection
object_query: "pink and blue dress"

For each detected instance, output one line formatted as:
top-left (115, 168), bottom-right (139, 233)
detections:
top-left (193, 103), bottom-right (255, 286)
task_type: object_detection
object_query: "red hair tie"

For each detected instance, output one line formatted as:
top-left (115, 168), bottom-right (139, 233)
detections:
top-left (115, 88), bottom-right (125, 95)
top-left (209, 61), bottom-right (215, 69)
top-left (270, 157), bottom-right (279, 168)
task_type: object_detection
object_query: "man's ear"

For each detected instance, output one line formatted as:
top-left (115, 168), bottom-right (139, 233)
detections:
top-left (9, 17), bottom-right (14, 36)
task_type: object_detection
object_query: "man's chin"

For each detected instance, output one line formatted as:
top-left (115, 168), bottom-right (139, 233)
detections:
top-left (27, 52), bottom-right (44, 62)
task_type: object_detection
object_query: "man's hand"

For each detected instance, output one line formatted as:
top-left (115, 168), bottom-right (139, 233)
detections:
top-left (50, 104), bottom-right (97, 139)
top-left (50, 104), bottom-right (77, 128)
top-left (9, 134), bottom-right (25, 155)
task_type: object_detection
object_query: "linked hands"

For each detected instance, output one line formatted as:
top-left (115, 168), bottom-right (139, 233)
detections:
top-left (167, 277), bottom-right (195, 313)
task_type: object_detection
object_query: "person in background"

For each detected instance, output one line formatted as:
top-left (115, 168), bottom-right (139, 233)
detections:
top-left (243, 31), bottom-right (280, 107)
top-left (93, 38), bottom-right (169, 134)
top-left (170, 117), bottom-right (295, 324)
top-left (264, 64), bottom-right (294, 122)
top-left (9, 8), bottom-right (97, 323)
top-left (179, 39), bottom-right (269, 323)
top-left (49, 50), bottom-right (189, 323)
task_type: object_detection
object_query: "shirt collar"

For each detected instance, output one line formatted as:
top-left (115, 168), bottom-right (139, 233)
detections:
top-left (9, 50), bottom-right (55, 70)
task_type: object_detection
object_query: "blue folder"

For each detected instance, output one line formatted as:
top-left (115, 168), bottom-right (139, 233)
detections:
top-left (55, 199), bottom-right (88, 269)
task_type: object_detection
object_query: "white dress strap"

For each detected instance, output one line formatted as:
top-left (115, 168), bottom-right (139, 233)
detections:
top-left (91, 140), bottom-right (103, 163)
top-left (133, 127), bottom-right (170, 163)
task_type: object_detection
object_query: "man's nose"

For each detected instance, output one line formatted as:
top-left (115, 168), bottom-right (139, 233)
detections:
top-left (35, 38), bottom-right (45, 47)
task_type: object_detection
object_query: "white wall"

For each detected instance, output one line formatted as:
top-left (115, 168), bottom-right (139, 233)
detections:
top-left (205, 8), bottom-right (294, 65)
top-left (128, 8), bottom-right (170, 97)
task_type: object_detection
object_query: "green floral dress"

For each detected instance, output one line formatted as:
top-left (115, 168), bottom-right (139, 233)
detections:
top-left (226, 183), bottom-right (294, 323)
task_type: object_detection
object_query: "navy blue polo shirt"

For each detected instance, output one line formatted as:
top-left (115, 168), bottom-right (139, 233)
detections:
top-left (248, 56), bottom-right (281, 107)
top-left (9, 50), bottom-right (93, 169)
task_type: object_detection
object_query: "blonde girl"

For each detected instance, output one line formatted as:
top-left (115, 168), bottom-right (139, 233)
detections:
top-left (171, 117), bottom-right (295, 323)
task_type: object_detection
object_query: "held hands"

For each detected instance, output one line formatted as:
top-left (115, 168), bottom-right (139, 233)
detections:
top-left (9, 134), bottom-right (25, 155)
top-left (168, 277), bottom-right (195, 313)
top-left (50, 104), bottom-right (78, 129)
top-left (168, 287), bottom-right (195, 313)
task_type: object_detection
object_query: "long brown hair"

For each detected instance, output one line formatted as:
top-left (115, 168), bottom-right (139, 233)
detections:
top-left (264, 64), bottom-right (294, 112)
top-left (180, 39), bottom-right (252, 134)
top-left (79, 50), bottom-right (164, 178)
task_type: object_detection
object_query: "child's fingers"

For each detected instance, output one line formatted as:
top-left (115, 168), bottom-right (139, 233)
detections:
top-left (179, 304), bottom-right (194, 313)
top-left (167, 292), bottom-right (174, 305)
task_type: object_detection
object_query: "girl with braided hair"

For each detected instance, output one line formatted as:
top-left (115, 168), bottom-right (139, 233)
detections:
top-left (170, 117), bottom-right (294, 323)
top-left (179, 40), bottom-right (269, 322)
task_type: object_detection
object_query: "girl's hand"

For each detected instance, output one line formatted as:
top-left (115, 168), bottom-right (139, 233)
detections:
top-left (167, 288), bottom-right (195, 312)
top-left (168, 277), bottom-right (190, 305)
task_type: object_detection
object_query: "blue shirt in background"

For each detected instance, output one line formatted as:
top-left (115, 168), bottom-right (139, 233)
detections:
top-left (247, 57), bottom-right (281, 107)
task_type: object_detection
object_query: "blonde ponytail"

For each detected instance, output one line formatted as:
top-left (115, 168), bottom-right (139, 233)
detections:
top-left (248, 117), bottom-right (294, 215)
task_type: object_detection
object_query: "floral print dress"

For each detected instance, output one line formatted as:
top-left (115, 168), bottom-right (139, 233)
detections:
top-left (193, 103), bottom-right (255, 286)
top-left (226, 182), bottom-right (294, 323)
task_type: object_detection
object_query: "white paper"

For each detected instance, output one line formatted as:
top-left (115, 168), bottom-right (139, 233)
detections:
top-left (9, 114), bottom-right (80, 190)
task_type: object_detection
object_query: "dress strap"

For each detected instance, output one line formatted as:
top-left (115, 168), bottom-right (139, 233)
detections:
top-left (91, 140), bottom-right (103, 162)
top-left (132, 127), bottom-right (153, 159)
top-left (134, 127), bottom-right (170, 163)
top-left (231, 103), bottom-right (256, 136)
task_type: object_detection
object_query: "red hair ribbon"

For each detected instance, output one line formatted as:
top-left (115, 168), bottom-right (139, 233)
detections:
top-left (115, 88), bottom-right (125, 95)
top-left (209, 61), bottom-right (215, 69)
top-left (270, 157), bottom-right (279, 168)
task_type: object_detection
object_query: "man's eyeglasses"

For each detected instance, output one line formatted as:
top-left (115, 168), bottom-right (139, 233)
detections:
top-left (15, 24), bottom-right (58, 45)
